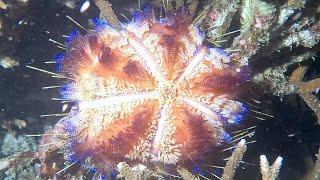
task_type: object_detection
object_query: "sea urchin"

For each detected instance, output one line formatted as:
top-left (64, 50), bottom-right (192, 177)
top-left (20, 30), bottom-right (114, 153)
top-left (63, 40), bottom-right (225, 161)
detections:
top-left (39, 8), bottom-right (248, 178)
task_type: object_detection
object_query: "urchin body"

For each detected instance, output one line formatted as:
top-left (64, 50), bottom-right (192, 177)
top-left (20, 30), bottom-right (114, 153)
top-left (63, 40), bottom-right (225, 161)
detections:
top-left (40, 10), bottom-right (247, 176)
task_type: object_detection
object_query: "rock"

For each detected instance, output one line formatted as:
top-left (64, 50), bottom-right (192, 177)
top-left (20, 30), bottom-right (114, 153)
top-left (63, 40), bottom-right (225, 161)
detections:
top-left (1, 134), bottom-right (36, 156)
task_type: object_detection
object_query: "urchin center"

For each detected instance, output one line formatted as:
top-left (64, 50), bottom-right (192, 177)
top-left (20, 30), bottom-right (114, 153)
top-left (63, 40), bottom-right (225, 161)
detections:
top-left (160, 82), bottom-right (180, 103)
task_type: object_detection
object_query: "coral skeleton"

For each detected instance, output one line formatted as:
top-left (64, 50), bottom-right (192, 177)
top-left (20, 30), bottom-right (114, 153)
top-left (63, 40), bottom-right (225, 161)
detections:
top-left (290, 66), bottom-right (320, 124)
top-left (221, 139), bottom-right (247, 180)
top-left (93, 0), bottom-right (121, 30)
top-left (260, 155), bottom-right (283, 180)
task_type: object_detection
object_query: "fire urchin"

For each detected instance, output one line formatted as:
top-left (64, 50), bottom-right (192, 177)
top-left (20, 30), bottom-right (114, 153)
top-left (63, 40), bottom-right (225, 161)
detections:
top-left (38, 7), bottom-right (248, 179)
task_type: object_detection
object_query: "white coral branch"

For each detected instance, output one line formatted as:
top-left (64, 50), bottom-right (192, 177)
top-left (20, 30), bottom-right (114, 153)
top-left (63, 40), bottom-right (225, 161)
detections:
top-left (260, 155), bottom-right (283, 180)
top-left (93, 0), bottom-right (121, 30)
top-left (221, 139), bottom-right (247, 180)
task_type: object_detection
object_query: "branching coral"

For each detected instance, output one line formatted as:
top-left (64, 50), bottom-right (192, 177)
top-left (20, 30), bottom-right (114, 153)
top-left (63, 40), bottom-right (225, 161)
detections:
top-left (173, 139), bottom-right (283, 180)
top-left (221, 139), bottom-right (247, 180)
top-left (173, 139), bottom-right (251, 180)
top-left (260, 155), bottom-right (283, 180)
top-left (198, 0), bottom-right (320, 124)
top-left (93, 0), bottom-right (121, 30)
top-left (290, 66), bottom-right (320, 124)
top-left (201, 0), bottom-right (239, 42)
top-left (231, 0), bottom-right (276, 64)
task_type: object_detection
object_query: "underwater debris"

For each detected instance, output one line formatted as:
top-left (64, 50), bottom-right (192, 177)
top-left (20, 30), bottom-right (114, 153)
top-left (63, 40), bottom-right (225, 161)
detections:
top-left (12, 119), bottom-right (27, 130)
top-left (0, 0), bottom-right (29, 8)
top-left (0, 1), bottom-right (7, 10)
top-left (80, 0), bottom-right (90, 13)
top-left (1, 118), bottom-right (31, 136)
top-left (57, 0), bottom-right (79, 9)
top-left (16, 0), bottom-right (29, 5)
top-left (0, 18), bottom-right (3, 34)
top-left (0, 57), bottom-right (19, 69)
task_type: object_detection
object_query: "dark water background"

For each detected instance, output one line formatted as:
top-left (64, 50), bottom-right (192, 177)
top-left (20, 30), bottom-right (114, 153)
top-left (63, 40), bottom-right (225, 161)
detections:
top-left (0, 0), bottom-right (319, 179)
